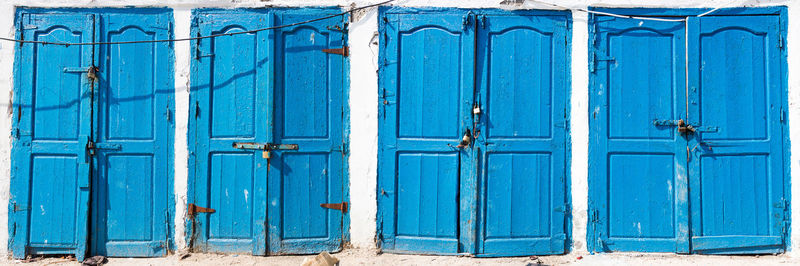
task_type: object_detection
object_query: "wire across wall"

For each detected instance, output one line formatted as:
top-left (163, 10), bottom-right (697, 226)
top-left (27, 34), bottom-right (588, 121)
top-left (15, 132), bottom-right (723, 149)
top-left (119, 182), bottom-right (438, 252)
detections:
top-left (0, 0), bottom-right (742, 46)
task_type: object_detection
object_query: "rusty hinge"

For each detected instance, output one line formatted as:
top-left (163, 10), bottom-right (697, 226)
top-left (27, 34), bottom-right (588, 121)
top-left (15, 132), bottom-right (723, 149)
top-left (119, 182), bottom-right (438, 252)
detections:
top-left (320, 202), bottom-right (348, 213)
top-left (187, 203), bottom-right (215, 216)
top-left (322, 46), bottom-right (349, 57)
top-left (12, 203), bottom-right (29, 212)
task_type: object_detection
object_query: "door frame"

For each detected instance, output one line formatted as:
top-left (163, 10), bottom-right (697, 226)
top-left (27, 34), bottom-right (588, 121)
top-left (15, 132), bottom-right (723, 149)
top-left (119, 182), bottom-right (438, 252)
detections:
top-left (586, 6), bottom-right (789, 254)
top-left (186, 7), bottom-right (351, 253)
top-left (10, 8), bottom-right (176, 259)
top-left (376, 7), bottom-right (573, 256)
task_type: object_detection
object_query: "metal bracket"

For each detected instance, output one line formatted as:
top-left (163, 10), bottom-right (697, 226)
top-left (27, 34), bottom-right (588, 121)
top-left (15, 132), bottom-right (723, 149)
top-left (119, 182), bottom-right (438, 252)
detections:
top-left (13, 203), bottom-right (30, 212)
top-left (320, 202), bottom-right (348, 213)
top-left (232, 142), bottom-right (299, 151)
top-left (327, 24), bottom-right (347, 32)
top-left (187, 203), bottom-right (215, 216)
top-left (322, 46), bottom-right (349, 57)
top-left (87, 140), bottom-right (121, 154)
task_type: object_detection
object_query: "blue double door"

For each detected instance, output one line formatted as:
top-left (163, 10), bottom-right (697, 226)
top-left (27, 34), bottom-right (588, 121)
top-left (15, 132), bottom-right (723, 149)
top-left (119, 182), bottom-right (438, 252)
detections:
top-left (189, 9), bottom-right (347, 255)
top-left (11, 10), bottom-right (174, 259)
top-left (378, 9), bottom-right (570, 256)
top-left (589, 12), bottom-right (787, 254)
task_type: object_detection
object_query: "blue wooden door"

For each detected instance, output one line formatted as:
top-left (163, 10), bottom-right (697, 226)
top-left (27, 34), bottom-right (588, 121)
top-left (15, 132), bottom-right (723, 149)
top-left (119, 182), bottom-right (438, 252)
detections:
top-left (474, 13), bottom-right (569, 256)
top-left (190, 11), bottom-right (271, 255)
top-left (589, 11), bottom-right (787, 254)
top-left (589, 17), bottom-right (690, 253)
top-left (267, 9), bottom-right (346, 255)
top-left (190, 9), bottom-right (346, 255)
top-left (378, 10), bottom-right (475, 254)
top-left (686, 15), bottom-right (786, 254)
top-left (11, 13), bottom-right (95, 261)
top-left (90, 11), bottom-right (173, 257)
top-left (378, 9), bottom-right (570, 256)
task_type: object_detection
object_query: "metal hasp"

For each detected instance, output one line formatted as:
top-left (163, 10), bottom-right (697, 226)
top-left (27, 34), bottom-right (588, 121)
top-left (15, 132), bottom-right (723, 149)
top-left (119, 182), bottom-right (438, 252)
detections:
top-left (676, 119), bottom-right (695, 134)
top-left (652, 119), bottom-right (695, 134)
top-left (232, 142), bottom-right (299, 151)
top-left (320, 202), bottom-right (348, 213)
top-left (187, 203), bottom-right (216, 216)
top-left (322, 46), bottom-right (349, 57)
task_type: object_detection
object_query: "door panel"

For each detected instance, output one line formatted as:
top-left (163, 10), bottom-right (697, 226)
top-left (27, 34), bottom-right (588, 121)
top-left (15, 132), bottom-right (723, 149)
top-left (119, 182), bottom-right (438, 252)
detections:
top-left (91, 12), bottom-right (173, 257)
top-left (688, 15), bottom-right (785, 254)
top-left (378, 12), bottom-right (474, 254)
top-left (191, 12), bottom-right (270, 255)
top-left (475, 14), bottom-right (568, 256)
top-left (11, 13), bottom-right (95, 260)
top-left (589, 17), bottom-right (689, 253)
top-left (268, 10), bottom-right (345, 254)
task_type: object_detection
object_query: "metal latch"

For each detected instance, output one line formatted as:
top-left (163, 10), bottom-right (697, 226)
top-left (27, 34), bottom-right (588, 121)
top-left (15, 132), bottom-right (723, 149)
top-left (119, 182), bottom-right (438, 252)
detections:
top-left (86, 138), bottom-right (122, 159)
top-left (677, 119), bottom-right (695, 134)
top-left (322, 46), bottom-right (349, 57)
top-left (457, 129), bottom-right (471, 149)
top-left (187, 203), bottom-right (215, 216)
top-left (232, 142), bottom-right (298, 151)
top-left (653, 119), bottom-right (695, 134)
top-left (233, 142), bottom-right (298, 159)
top-left (320, 202), bottom-right (348, 213)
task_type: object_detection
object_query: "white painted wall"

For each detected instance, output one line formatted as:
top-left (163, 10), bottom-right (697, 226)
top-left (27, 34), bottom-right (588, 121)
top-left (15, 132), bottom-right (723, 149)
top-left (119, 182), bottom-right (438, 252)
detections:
top-left (0, 0), bottom-right (796, 258)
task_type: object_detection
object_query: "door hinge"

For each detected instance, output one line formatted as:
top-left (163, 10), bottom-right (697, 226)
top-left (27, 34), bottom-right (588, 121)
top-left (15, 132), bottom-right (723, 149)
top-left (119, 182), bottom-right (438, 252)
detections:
top-left (327, 24), bottom-right (347, 32)
top-left (779, 35), bottom-right (784, 49)
top-left (780, 107), bottom-right (785, 123)
top-left (12, 203), bottom-right (29, 212)
top-left (322, 46), bottom-right (349, 57)
top-left (590, 53), bottom-right (615, 73)
top-left (775, 197), bottom-right (789, 210)
top-left (195, 101), bottom-right (200, 119)
top-left (462, 12), bottom-right (473, 30)
top-left (165, 105), bottom-right (171, 122)
top-left (187, 203), bottom-right (215, 216)
top-left (782, 220), bottom-right (789, 235)
top-left (320, 202), bottom-right (348, 213)
top-left (332, 144), bottom-right (348, 155)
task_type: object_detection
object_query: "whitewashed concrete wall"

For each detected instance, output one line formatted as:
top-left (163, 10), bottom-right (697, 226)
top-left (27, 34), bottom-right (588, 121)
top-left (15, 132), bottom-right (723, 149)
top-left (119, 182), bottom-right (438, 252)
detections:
top-left (0, 0), bottom-right (796, 257)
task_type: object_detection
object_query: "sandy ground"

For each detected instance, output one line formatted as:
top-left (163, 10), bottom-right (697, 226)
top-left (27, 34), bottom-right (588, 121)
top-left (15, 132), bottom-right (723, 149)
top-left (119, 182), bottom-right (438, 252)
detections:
top-left (1, 249), bottom-right (796, 266)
